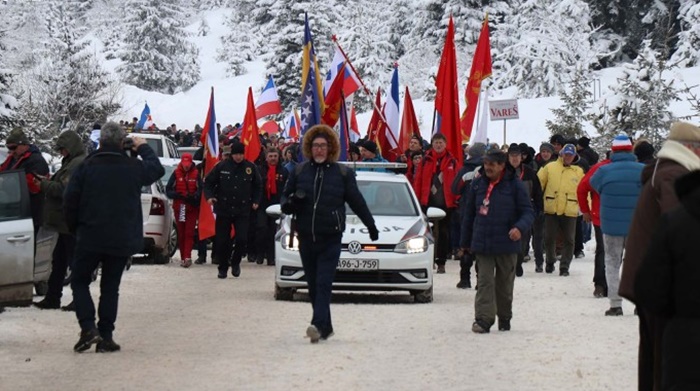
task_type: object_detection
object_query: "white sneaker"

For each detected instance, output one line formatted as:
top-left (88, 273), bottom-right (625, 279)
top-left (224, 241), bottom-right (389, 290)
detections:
top-left (306, 325), bottom-right (321, 344)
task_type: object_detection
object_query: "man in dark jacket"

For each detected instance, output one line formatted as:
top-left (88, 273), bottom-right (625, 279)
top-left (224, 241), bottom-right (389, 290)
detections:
top-left (451, 142), bottom-right (486, 288)
top-left (1, 127), bottom-right (50, 235)
top-left (507, 143), bottom-right (543, 276)
top-left (254, 148), bottom-right (288, 266)
top-left (64, 122), bottom-right (164, 353)
top-left (461, 149), bottom-right (534, 333)
top-left (577, 136), bottom-right (600, 166)
top-left (619, 122), bottom-right (700, 391)
top-left (635, 170), bottom-right (700, 391)
top-left (204, 141), bottom-right (262, 279)
top-left (281, 125), bottom-right (378, 343)
top-left (33, 131), bottom-right (86, 310)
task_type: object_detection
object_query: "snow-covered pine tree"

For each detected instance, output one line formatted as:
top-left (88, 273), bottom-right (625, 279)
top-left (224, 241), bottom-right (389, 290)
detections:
top-left (491, 0), bottom-right (600, 98)
top-left (593, 40), bottom-right (679, 151)
top-left (197, 18), bottom-right (210, 36)
top-left (545, 68), bottom-right (593, 140)
top-left (117, 0), bottom-right (200, 94)
top-left (585, 0), bottom-right (648, 63)
top-left (671, 0), bottom-right (700, 67)
top-left (0, 29), bottom-right (18, 138)
top-left (16, 0), bottom-right (119, 150)
top-left (218, 1), bottom-right (260, 77)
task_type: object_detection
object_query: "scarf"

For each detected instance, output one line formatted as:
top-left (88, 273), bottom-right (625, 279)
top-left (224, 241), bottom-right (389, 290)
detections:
top-left (266, 164), bottom-right (277, 199)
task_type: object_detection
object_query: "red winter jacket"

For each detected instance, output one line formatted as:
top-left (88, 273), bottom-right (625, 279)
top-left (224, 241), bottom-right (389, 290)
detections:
top-left (576, 159), bottom-right (610, 226)
top-left (414, 149), bottom-right (458, 209)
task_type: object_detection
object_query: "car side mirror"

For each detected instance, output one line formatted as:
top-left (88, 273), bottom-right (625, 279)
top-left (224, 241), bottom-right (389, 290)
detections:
top-left (426, 207), bottom-right (446, 221)
top-left (266, 204), bottom-right (281, 218)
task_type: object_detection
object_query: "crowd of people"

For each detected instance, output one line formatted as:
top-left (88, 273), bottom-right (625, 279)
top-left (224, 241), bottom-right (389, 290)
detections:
top-left (3, 117), bottom-right (699, 390)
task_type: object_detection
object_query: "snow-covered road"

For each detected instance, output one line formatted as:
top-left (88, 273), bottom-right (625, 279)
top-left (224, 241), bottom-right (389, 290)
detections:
top-left (0, 251), bottom-right (637, 391)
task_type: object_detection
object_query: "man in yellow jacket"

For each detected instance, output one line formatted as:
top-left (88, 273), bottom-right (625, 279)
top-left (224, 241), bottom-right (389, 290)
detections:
top-left (537, 144), bottom-right (585, 276)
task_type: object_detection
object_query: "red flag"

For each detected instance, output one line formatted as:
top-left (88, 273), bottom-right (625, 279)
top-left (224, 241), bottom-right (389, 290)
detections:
top-left (242, 87), bottom-right (262, 163)
top-left (434, 16), bottom-right (461, 166)
top-left (366, 88), bottom-right (384, 142)
top-left (377, 103), bottom-right (395, 160)
top-left (198, 88), bottom-right (218, 240)
top-left (460, 15), bottom-right (492, 141)
top-left (321, 62), bottom-right (348, 127)
top-left (350, 106), bottom-right (359, 141)
top-left (399, 86), bottom-right (420, 152)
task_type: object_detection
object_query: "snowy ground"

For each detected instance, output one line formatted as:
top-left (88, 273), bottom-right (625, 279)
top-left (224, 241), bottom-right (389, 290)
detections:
top-left (0, 245), bottom-right (638, 391)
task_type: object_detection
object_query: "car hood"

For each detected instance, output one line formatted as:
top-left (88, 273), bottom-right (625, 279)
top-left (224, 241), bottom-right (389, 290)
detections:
top-left (341, 215), bottom-right (429, 245)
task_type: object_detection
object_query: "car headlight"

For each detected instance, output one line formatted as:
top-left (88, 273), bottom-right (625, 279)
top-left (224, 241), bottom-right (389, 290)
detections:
top-left (394, 236), bottom-right (428, 254)
top-left (280, 234), bottom-right (300, 251)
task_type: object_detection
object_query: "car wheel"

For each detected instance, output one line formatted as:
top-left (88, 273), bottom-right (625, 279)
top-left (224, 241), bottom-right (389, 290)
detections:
top-left (168, 223), bottom-right (178, 258)
top-left (413, 286), bottom-right (433, 303)
top-left (34, 281), bottom-right (49, 296)
top-left (274, 284), bottom-right (295, 301)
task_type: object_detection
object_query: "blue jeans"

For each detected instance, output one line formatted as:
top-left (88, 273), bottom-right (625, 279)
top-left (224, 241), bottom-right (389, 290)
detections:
top-left (299, 234), bottom-right (342, 337)
top-left (71, 249), bottom-right (128, 340)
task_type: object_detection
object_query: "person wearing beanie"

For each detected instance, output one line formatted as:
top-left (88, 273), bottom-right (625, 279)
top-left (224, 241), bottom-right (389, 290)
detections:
top-left (619, 121), bottom-right (700, 391)
top-left (577, 136), bottom-right (600, 166)
top-left (204, 138), bottom-right (262, 279)
top-left (1, 127), bottom-right (50, 235)
top-left (537, 143), bottom-right (585, 276)
top-left (589, 133), bottom-right (644, 316)
top-left (633, 140), bottom-right (655, 165)
top-left (281, 124), bottom-right (378, 343)
top-left (534, 142), bottom-right (556, 170)
top-left (358, 140), bottom-right (388, 171)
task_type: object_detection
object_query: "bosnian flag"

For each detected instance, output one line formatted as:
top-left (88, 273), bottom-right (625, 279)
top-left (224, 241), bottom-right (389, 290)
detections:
top-left (136, 103), bottom-right (153, 130)
top-left (255, 75), bottom-right (283, 119)
top-left (384, 65), bottom-right (400, 152)
top-left (284, 109), bottom-right (301, 140)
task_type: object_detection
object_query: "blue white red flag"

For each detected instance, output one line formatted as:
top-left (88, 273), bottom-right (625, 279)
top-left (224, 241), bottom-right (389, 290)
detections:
top-left (284, 109), bottom-right (301, 140)
top-left (384, 65), bottom-right (400, 153)
top-left (255, 75), bottom-right (283, 119)
top-left (198, 88), bottom-right (218, 240)
top-left (136, 103), bottom-right (153, 130)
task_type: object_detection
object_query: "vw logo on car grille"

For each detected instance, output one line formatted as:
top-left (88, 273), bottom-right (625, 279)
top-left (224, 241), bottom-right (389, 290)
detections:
top-left (347, 241), bottom-right (362, 254)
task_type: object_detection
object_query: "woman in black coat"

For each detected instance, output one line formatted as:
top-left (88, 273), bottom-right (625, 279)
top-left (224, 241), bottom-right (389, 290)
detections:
top-left (635, 170), bottom-right (700, 390)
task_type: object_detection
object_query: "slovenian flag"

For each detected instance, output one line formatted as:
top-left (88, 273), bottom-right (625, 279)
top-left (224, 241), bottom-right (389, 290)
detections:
top-left (255, 75), bottom-right (283, 119)
top-left (136, 103), bottom-right (153, 130)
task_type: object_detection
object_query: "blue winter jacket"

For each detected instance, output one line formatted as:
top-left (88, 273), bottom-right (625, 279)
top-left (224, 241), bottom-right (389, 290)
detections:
top-left (461, 166), bottom-right (535, 255)
top-left (589, 152), bottom-right (644, 236)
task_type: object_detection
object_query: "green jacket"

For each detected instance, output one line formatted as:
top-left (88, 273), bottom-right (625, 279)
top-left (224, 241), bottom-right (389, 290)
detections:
top-left (41, 131), bottom-right (86, 234)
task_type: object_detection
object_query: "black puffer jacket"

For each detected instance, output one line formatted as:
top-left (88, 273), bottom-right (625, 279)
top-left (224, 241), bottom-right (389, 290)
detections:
top-left (283, 161), bottom-right (375, 241)
top-left (635, 170), bottom-right (700, 390)
top-left (203, 157), bottom-right (262, 217)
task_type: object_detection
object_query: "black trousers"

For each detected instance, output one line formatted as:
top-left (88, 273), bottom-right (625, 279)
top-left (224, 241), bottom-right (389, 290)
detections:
top-left (299, 234), bottom-right (342, 338)
top-left (215, 214), bottom-right (249, 273)
top-left (532, 213), bottom-right (545, 266)
top-left (256, 214), bottom-right (277, 264)
top-left (71, 249), bottom-right (128, 340)
top-left (575, 215), bottom-right (584, 254)
top-left (637, 307), bottom-right (668, 391)
top-left (593, 225), bottom-right (606, 289)
top-left (46, 233), bottom-right (75, 301)
top-left (433, 208), bottom-right (454, 266)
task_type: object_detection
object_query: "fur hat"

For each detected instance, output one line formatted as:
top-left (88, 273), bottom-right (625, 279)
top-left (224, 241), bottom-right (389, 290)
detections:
top-left (611, 134), bottom-right (633, 152)
top-left (6, 127), bottom-right (30, 145)
top-left (668, 122), bottom-right (700, 143)
top-left (230, 141), bottom-right (245, 155)
top-left (302, 124), bottom-right (340, 162)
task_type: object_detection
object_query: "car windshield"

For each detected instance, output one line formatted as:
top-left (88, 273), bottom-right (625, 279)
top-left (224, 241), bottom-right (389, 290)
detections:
top-left (348, 180), bottom-right (418, 217)
top-left (145, 138), bottom-right (163, 157)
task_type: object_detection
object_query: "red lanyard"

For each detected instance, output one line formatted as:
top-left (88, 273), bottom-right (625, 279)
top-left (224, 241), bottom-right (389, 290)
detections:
top-left (483, 171), bottom-right (505, 206)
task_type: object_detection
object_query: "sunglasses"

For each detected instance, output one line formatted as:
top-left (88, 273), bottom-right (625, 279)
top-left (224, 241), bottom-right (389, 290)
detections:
top-left (6, 144), bottom-right (18, 151)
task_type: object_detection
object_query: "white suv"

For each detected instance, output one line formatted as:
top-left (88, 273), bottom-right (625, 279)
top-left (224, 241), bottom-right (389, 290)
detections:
top-left (267, 165), bottom-right (445, 303)
top-left (140, 179), bottom-right (176, 263)
top-left (127, 132), bottom-right (181, 159)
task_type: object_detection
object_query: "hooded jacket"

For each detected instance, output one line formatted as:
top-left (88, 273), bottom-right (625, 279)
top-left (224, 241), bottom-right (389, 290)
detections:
top-left (282, 125), bottom-right (376, 240)
top-left (619, 139), bottom-right (700, 303)
top-left (41, 131), bottom-right (86, 234)
top-left (537, 156), bottom-right (585, 217)
top-left (634, 170), bottom-right (700, 390)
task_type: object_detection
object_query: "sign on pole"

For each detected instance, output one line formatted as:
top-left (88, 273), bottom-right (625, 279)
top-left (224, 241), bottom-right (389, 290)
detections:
top-left (489, 99), bottom-right (519, 120)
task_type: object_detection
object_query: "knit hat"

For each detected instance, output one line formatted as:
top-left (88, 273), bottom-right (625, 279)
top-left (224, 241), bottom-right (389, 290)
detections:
top-left (611, 134), bottom-right (633, 152)
top-left (349, 143), bottom-right (360, 156)
top-left (668, 122), bottom-right (700, 143)
top-left (361, 140), bottom-right (378, 155)
top-left (230, 141), bottom-right (245, 155)
top-left (561, 144), bottom-right (577, 155)
top-left (6, 127), bottom-right (30, 145)
top-left (469, 142), bottom-right (487, 159)
top-left (577, 136), bottom-right (591, 149)
top-left (539, 142), bottom-right (555, 154)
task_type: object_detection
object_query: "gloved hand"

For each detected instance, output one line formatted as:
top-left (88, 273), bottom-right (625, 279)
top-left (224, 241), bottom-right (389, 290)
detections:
top-left (281, 199), bottom-right (297, 215)
top-left (368, 225), bottom-right (379, 241)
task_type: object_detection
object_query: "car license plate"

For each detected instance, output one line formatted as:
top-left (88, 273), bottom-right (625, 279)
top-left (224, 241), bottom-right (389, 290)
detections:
top-left (337, 259), bottom-right (379, 271)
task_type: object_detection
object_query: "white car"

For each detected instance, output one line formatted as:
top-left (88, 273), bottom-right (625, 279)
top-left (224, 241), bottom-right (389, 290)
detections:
top-left (0, 169), bottom-right (57, 306)
top-left (127, 132), bottom-right (181, 159)
top-left (140, 179), bottom-right (177, 263)
top-left (267, 165), bottom-right (445, 303)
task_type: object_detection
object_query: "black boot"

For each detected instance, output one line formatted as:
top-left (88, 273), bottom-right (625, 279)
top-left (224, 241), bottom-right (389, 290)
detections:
top-left (61, 301), bottom-right (75, 312)
top-left (96, 339), bottom-right (121, 353)
top-left (34, 297), bottom-right (61, 310)
top-left (74, 329), bottom-right (102, 352)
